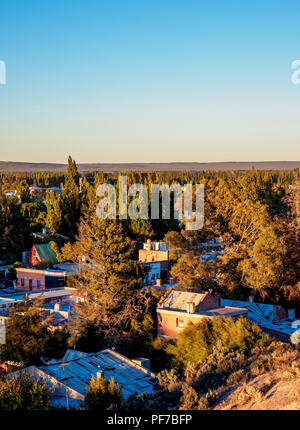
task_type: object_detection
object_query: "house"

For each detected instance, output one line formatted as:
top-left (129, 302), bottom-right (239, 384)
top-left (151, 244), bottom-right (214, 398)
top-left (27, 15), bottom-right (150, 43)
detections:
top-left (142, 261), bottom-right (162, 284)
top-left (139, 240), bottom-right (169, 280)
top-left (157, 289), bottom-right (248, 338)
top-left (15, 267), bottom-right (68, 291)
top-left (0, 287), bottom-right (75, 309)
top-left (0, 302), bottom-right (72, 331)
top-left (32, 226), bottom-right (69, 242)
top-left (11, 348), bottom-right (156, 408)
top-left (221, 297), bottom-right (297, 342)
top-left (22, 244), bottom-right (58, 267)
top-left (200, 237), bottom-right (225, 250)
top-left (29, 186), bottom-right (63, 197)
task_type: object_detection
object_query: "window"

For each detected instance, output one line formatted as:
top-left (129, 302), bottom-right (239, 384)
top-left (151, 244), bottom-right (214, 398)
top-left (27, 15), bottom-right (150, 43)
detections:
top-left (29, 279), bottom-right (32, 290)
top-left (176, 318), bottom-right (184, 328)
top-left (21, 278), bottom-right (24, 287)
top-left (37, 280), bottom-right (41, 288)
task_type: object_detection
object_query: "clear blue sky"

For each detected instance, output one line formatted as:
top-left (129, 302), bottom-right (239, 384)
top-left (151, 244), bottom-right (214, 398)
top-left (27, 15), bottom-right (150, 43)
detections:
top-left (0, 0), bottom-right (300, 163)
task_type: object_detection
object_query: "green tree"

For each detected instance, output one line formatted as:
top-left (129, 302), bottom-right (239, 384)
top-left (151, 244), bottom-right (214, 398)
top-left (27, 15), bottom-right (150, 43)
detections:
top-left (170, 253), bottom-right (217, 292)
top-left (85, 375), bottom-right (122, 410)
top-left (167, 317), bottom-right (271, 369)
top-left (61, 156), bottom-right (82, 239)
top-left (0, 296), bottom-right (67, 365)
top-left (0, 374), bottom-right (50, 410)
top-left (15, 180), bottom-right (31, 203)
top-left (68, 217), bottom-right (147, 350)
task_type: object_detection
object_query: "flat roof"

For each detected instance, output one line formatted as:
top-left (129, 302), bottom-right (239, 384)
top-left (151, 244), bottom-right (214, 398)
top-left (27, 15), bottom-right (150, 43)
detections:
top-left (157, 306), bottom-right (248, 319)
top-left (0, 288), bottom-right (74, 302)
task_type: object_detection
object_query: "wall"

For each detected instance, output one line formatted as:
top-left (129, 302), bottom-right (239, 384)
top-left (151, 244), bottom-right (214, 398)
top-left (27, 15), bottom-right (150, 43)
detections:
top-left (28, 246), bottom-right (42, 267)
top-left (138, 249), bottom-right (169, 263)
top-left (16, 269), bottom-right (46, 291)
top-left (157, 310), bottom-right (207, 338)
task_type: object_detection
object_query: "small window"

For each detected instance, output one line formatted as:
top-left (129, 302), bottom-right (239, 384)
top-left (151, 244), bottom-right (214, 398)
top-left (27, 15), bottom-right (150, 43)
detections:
top-left (37, 280), bottom-right (41, 288)
top-left (21, 278), bottom-right (24, 287)
top-left (29, 279), bottom-right (32, 290)
top-left (176, 318), bottom-right (184, 328)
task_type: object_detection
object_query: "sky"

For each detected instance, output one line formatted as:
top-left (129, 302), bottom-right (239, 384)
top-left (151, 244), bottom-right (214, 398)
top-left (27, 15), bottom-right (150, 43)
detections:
top-left (0, 0), bottom-right (300, 163)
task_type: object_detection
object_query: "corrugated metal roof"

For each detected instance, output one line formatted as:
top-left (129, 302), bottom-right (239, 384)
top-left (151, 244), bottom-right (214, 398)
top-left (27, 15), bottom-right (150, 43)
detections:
top-left (221, 299), bottom-right (295, 336)
top-left (39, 349), bottom-right (155, 399)
top-left (160, 290), bottom-right (206, 311)
top-left (34, 244), bottom-right (58, 265)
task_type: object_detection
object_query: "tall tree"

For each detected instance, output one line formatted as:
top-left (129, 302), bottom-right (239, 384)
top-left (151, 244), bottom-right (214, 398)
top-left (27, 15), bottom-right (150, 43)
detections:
top-left (61, 156), bottom-right (82, 239)
top-left (68, 217), bottom-right (153, 351)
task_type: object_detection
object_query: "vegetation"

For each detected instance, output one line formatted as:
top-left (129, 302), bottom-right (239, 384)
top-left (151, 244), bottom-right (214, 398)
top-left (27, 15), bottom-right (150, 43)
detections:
top-left (0, 374), bottom-right (50, 410)
top-left (0, 296), bottom-right (68, 366)
top-left (85, 375), bottom-right (122, 410)
top-left (1, 158), bottom-right (300, 410)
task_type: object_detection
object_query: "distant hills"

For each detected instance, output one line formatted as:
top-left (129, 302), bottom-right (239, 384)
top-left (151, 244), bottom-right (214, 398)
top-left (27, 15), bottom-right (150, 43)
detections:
top-left (0, 161), bottom-right (299, 173)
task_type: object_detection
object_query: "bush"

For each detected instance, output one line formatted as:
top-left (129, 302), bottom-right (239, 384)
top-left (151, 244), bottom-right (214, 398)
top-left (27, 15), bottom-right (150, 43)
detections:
top-left (85, 375), bottom-right (122, 410)
top-left (232, 385), bottom-right (264, 405)
top-left (0, 374), bottom-right (50, 410)
top-left (167, 317), bottom-right (271, 369)
top-left (179, 384), bottom-right (217, 410)
top-left (157, 369), bottom-right (180, 389)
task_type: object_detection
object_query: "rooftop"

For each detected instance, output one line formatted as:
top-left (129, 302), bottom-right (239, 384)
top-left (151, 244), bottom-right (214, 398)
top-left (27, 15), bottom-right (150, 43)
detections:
top-left (0, 287), bottom-right (75, 303)
top-left (158, 289), bottom-right (207, 311)
top-left (158, 289), bottom-right (247, 319)
top-left (221, 298), bottom-right (296, 337)
top-left (37, 348), bottom-right (156, 401)
top-left (33, 243), bottom-right (58, 265)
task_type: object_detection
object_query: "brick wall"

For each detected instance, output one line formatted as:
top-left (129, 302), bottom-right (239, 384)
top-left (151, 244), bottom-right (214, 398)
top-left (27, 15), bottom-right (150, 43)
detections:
top-left (196, 293), bottom-right (219, 311)
top-left (157, 311), bottom-right (205, 338)
top-left (16, 269), bottom-right (46, 291)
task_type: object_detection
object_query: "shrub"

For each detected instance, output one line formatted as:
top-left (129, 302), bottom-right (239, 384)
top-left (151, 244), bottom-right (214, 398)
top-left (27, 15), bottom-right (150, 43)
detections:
top-left (232, 385), bottom-right (264, 405)
top-left (85, 375), bottom-right (122, 410)
top-left (179, 384), bottom-right (199, 410)
top-left (167, 317), bottom-right (271, 369)
top-left (157, 369), bottom-right (180, 389)
top-left (184, 343), bottom-right (248, 393)
top-left (0, 374), bottom-right (50, 410)
top-left (179, 384), bottom-right (217, 410)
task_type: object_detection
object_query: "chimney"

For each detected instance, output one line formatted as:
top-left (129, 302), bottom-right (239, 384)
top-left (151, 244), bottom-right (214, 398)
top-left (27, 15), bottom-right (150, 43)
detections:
top-left (42, 227), bottom-right (50, 235)
top-left (97, 370), bottom-right (104, 379)
top-left (187, 302), bottom-right (195, 314)
top-left (288, 309), bottom-right (296, 321)
top-left (273, 305), bottom-right (282, 321)
top-left (248, 296), bottom-right (254, 304)
top-left (132, 358), bottom-right (150, 370)
top-left (156, 278), bottom-right (162, 287)
top-left (214, 293), bottom-right (221, 307)
top-left (146, 239), bottom-right (151, 250)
